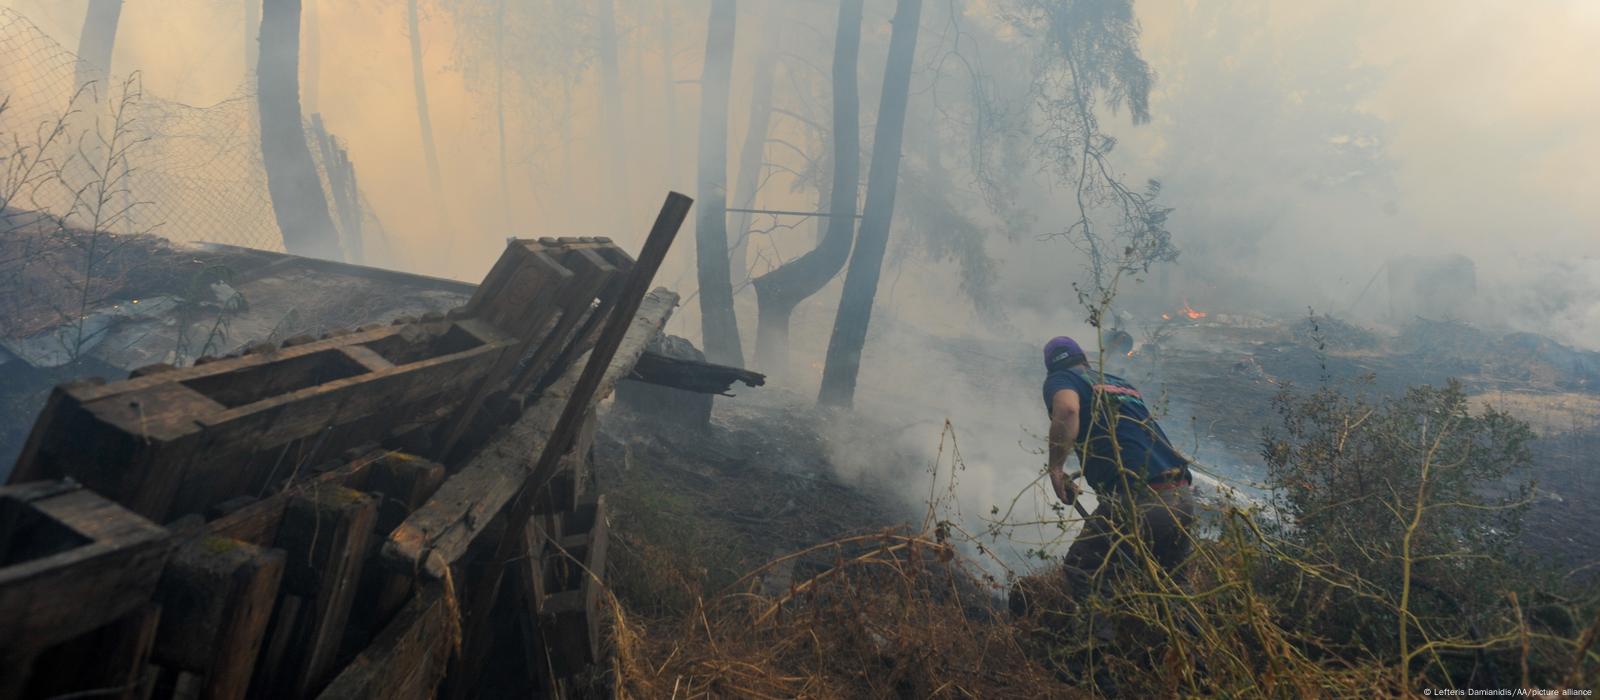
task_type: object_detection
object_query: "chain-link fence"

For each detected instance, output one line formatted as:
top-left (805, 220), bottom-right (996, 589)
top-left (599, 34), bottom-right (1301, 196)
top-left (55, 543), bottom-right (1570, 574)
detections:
top-left (0, 7), bottom-right (381, 258)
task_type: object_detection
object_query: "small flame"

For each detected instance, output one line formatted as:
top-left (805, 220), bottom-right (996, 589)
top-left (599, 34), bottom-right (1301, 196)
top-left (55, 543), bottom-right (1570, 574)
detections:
top-left (1182, 299), bottom-right (1208, 320)
top-left (1161, 313), bottom-right (1172, 321)
top-left (1125, 350), bottom-right (1135, 358)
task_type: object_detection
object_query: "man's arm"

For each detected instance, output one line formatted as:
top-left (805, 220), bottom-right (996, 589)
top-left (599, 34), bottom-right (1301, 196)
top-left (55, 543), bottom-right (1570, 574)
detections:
top-left (1047, 388), bottom-right (1081, 503)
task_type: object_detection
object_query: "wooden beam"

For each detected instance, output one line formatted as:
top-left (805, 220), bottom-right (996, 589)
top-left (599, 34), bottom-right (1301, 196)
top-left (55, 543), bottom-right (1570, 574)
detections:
top-left (315, 583), bottom-right (452, 700)
top-left (7, 320), bottom-right (514, 521)
top-left (0, 481), bottom-right (172, 652)
top-left (348, 453), bottom-right (448, 635)
top-left (23, 604), bottom-right (162, 700)
top-left (529, 193), bottom-right (692, 497)
top-left (151, 536), bottom-right (285, 700)
top-left (629, 351), bottom-right (767, 395)
top-left (382, 289), bottom-right (679, 578)
top-left (257, 486), bottom-right (378, 698)
top-left (539, 495), bottom-right (609, 678)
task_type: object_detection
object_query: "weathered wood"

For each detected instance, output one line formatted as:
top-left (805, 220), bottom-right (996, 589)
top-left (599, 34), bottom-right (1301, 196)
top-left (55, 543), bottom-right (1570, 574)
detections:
top-left (315, 584), bottom-right (451, 700)
top-left (7, 320), bottom-right (514, 522)
top-left (540, 495), bottom-right (609, 678)
top-left (349, 453), bottom-right (448, 634)
top-left (439, 510), bottom-right (513, 700)
top-left (437, 245), bottom-right (616, 459)
top-left (383, 289), bottom-right (679, 578)
top-left (151, 536), bottom-right (284, 700)
top-left (202, 448), bottom-right (388, 546)
top-left (519, 247), bottom-right (635, 398)
top-left (503, 248), bottom-right (623, 400)
top-left (251, 594), bottom-right (301, 694)
top-left (23, 603), bottom-right (161, 700)
top-left (630, 351), bottom-right (767, 394)
top-left (513, 518), bottom-right (549, 620)
top-left (529, 193), bottom-right (691, 497)
top-left (0, 481), bottom-right (172, 653)
top-left (258, 486), bottom-right (378, 698)
top-left (511, 518), bottom-right (565, 700)
top-left (533, 410), bottom-right (597, 517)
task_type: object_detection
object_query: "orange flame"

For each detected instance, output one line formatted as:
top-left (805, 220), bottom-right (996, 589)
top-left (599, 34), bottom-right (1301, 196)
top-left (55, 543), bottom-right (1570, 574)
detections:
top-left (1182, 299), bottom-right (1208, 320)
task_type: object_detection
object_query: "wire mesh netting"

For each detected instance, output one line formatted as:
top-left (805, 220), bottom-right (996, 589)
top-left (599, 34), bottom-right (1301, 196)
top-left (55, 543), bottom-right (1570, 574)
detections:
top-left (0, 7), bottom-right (380, 257)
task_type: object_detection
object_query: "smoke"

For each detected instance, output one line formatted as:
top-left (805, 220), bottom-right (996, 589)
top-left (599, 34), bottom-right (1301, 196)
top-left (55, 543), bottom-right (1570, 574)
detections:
top-left (1107, 0), bottom-right (1600, 345)
top-left (3, 0), bottom-right (1593, 566)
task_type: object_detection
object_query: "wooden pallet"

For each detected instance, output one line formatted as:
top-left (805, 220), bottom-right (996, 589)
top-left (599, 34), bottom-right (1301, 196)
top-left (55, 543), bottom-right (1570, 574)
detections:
top-left (0, 480), bottom-right (173, 698)
top-left (0, 193), bottom-right (694, 699)
top-left (8, 238), bottom-right (629, 524)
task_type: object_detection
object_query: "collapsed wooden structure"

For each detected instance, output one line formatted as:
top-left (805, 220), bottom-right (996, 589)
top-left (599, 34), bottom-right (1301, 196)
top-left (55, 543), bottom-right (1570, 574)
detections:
top-left (0, 194), bottom-right (694, 698)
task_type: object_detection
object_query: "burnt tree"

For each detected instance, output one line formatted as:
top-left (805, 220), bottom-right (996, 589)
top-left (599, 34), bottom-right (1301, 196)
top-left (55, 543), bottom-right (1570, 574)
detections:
top-left (258, 0), bottom-right (342, 260)
top-left (818, 0), bottom-right (922, 408)
top-left (751, 0), bottom-right (862, 372)
top-left (694, 0), bottom-right (743, 367)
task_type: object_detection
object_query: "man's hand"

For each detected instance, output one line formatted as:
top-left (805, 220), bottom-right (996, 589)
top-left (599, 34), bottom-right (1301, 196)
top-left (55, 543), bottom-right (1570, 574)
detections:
top-left (1048, 468), bottom-right (1079, 505)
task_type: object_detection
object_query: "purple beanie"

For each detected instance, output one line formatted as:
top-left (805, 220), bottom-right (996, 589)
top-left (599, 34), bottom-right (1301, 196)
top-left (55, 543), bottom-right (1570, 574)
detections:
top-left (1043, 336), bottom-right (1084, 369)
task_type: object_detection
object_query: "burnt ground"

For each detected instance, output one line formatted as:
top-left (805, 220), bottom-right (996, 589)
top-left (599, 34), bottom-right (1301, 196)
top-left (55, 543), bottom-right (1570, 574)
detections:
top-left (594, 388), bottom-right (931, 615)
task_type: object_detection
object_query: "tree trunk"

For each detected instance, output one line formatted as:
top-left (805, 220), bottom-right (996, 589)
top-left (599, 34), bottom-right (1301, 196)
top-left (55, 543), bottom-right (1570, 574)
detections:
top-left (695, 0), bottom-right (743, 367)
top-left (752, 0), bottom-right (861, 371)
top-left (74, 0), bottom-right (123, 92)
top-left (596, 0), bottom-right (627, 229)
top-left (728, 46), bottom-right (778, 291)
top-left (817, 0), bottom-right (921, 408)
top-left (406, 0), bottom-right (449, 248)
top-left (258, 0), bottom-right (342, 260)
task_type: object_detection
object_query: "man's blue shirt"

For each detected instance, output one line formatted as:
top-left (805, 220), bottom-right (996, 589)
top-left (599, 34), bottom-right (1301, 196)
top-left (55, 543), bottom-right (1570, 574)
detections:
top-left (1043, 366), bottom-right (1188, 492)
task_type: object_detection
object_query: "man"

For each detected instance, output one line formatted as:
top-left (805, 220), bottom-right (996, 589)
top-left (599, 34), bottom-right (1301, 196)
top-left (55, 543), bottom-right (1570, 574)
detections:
top-left (1041, 335), bottom-right (1194, 593)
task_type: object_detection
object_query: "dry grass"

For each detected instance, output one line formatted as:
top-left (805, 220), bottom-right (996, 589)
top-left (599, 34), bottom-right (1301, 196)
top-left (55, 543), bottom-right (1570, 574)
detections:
top-left (607, 528), bottom-right (1080, 699)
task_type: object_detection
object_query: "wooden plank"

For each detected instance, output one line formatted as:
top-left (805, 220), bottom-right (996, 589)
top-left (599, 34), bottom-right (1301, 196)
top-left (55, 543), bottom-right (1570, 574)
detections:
top-left (445, 194), bottom-right (685, 694)
top-left (439, 511), bottom-right (513, 700)
top-left (259, 486), bottom-right (378, 698)
top-left (502, 248), bottom-right (620, 400)
top-left (513, 518), bottom-right (549, 619)
top-left (151, 536), bottom-right (285, 700)
top-left (520, 257), bottom-right (629, 398)
top-left (511, 518), bottom-right (564, 699)
top-left (528, 193), bottom-right (691, 498)
top-left (0, 482), bottom-right (173, 652)
top-left (382, 289), bottom-right (679, 578)
top-left (437, 245), bottom-right (616, 459)
top-left (629, 351), bottom-right (767, 394)
top-left (23, 603), bottom-right (161, 700)
top-left (540, 495), bottom-right (609, 678)
top-left (7, 318), bottom-right (512, 522)
top-left (315, 584), bottom-right (451, 700)
top-left (202, 448), bottom-right (388, 545)
top-left (349, 453), bottom-right (447, 634)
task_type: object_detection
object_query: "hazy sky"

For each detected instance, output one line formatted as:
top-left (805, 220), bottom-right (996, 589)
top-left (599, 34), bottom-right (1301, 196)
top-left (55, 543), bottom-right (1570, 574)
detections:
top-left (3, 0), bottom-right (1596, 344)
